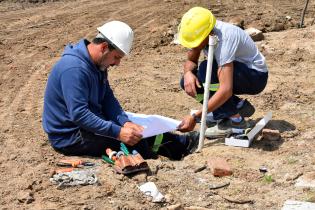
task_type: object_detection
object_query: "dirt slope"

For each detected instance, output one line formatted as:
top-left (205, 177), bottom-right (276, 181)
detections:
top-left (0, 0), bottom-right (314, 209)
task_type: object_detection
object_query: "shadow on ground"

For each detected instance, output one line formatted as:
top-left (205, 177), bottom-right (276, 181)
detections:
top-left (202, 119), bottom-right (296, 151)
top-left (252, 119), bottom-right (296, 151)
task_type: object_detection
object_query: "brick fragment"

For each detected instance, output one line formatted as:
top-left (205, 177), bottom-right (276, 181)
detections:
top-left (262, 129), bottom-right (281, 141)
top-left (245, 27), bottom-right (264, 41)
top-left (207, 157), bottom-right (232, 177)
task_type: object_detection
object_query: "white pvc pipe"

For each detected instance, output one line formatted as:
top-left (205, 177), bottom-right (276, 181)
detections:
top-left (196, 35), bottom-right (217, 152)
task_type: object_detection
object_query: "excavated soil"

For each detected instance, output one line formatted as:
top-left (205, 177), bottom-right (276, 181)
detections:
top-left (0, 0), bottom-right (314, 209)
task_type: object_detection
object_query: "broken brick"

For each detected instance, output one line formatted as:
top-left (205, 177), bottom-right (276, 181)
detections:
top-left (207, 157), bottom-right (232, 177)
top-left (245, 27), bottom-right (264, 41)
top-left (262, 129), bottom-right (281, 141)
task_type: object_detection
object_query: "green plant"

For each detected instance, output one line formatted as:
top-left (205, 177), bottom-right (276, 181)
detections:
top-left (263, 175), bottom-right (274, 184)
top-left (287, 157), bottom-right (298, 164)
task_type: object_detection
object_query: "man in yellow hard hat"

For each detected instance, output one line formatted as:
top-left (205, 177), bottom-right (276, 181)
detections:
top-left (177, 7), bottom-right (268, 137)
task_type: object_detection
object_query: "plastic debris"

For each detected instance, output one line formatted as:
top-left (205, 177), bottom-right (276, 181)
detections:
top-left (281, 200), bottom-right (315, 210)
top-left (259, 166), bottom-right (268, 173)
top-left (139, 182), bottom-right (165, 203)
top-left (50, 170), bottom-right (98, 188)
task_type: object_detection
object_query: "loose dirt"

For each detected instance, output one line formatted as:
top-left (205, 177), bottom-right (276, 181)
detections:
top-left (0, 0), bottom-right (314, 209)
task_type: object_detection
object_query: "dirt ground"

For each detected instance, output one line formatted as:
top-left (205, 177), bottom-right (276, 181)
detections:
top-left (0, 0), bottom-right (315, 209)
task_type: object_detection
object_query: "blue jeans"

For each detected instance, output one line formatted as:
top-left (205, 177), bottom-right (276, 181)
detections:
top-left (180, 60), bottom-right (268, 120)
top-left (53, 129), bottom-right (189, 160)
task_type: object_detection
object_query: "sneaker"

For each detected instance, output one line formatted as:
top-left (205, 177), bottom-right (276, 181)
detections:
top-left (185, 131), bottom-right (200, 154)
top-left (205, 112), bottom-right (218, 127)
top-left (205, 118), bottom-right (250, 138)
top-left (237, 99), bottom-right (255, 118)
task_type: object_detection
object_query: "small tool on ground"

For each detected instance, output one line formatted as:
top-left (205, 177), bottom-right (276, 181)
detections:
top-left (102, 146), bottom-right (149, 175)
top-left (57, 159), bottom-right (95, 167)
top-left (53, 159), bottom-right (95, 174)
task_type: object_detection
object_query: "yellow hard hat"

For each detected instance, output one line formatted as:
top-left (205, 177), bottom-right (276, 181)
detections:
top-left (178, 7), bottom-right (216, 48)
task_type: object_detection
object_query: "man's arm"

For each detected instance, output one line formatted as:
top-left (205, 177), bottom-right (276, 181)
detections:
top-left (102, 81), bottom-right (130, 126)
top-left (178, 62), bottom-right (234, 132)
top-left (60, 69), bottom-right (142, 146)
top-left (183, 48), bottom-right (202, 97)
top-left (194, 62), bottom-right (233, 118)
top-left (60, 68), bottom-right (122, 138)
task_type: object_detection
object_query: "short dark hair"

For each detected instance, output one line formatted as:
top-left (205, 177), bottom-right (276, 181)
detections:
top-left (92, 37), bottom-right (116, 51)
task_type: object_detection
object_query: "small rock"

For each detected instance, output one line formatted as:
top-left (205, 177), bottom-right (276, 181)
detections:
top-left (115, 174), bottom-right (124, 181)
top-left (295, 172), bottom-right (315, 188)
top-left (271, 23), bottom-right (285, 32)
top-left (229, 17), bottom-right (245, 29)
top-left (209, 182), bottom-right (230, 190)
top-left (147, 176), bottom-right (158, 182)
top-left (245, 28), bottom-right (264, 42)
top-left (9, 154), bottom-right (18, 160)
top-left (194, 165), bottom-right (207, 173)
top-left (17, 107), bottom-right (26, 112)
top-left (25, 196), bottom-right (35, 204)
top-left (164, 193), bottom-right (174, 203)
top-left (282, 130), bottom-right (299, 138)
top-left (132, 172), bottom-right (147, 183)
top-left (82, 206), bottom-right (92, 210)
top-left (222, 195), bottom-right (254, 204)
top-left (159, 162), bottom-right (175, 170)
top-left (285, 16), bottom-right (292, 21)
top-left (17, 191), bottom-right (34, 204)
top-left (284, 172), bottom-right (303, 181)
top-left (165, 204), bottom-right (183, 210)
top-left (262, 129), bottom-right (281, 141)
top-left (186, 207), bottom-right (213, 210)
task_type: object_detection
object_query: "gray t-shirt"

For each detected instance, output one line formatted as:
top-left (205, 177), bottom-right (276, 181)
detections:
top-left (204, 20), bottom-right (268, 73)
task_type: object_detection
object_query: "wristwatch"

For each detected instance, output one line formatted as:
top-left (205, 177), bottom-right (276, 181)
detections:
top-left (191, 113), bottom-right (199, 122)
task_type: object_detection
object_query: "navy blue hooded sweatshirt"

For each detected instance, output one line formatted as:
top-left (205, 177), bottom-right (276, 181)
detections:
top-left (42, 39), bottom-right (130, 149)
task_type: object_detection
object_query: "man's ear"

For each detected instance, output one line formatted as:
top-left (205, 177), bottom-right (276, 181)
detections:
top-left (101, 42), bottom-right (109, 54)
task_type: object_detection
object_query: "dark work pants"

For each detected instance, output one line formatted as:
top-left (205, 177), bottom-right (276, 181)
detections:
top-left (53, 130), bottom-right (189, 160)
top-left (180, 60), bottom-right (268, 120)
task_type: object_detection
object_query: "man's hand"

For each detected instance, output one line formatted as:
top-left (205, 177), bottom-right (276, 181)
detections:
top-left (177, 115), bottom-right (196, 132)
top-left (184, 71), bottom-right (201, 97)
top-left (124, 121), bottom-right (144, 133)
top-left (118, 126), bottom-right (142, 146)
top-left (118, 122), bottom-right (144, 146)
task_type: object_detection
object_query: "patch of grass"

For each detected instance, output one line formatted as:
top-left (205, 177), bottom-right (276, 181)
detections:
top-left (263, 175), bottom-right (274, 184)
top-left (286, 157), bottom-right (298, 164)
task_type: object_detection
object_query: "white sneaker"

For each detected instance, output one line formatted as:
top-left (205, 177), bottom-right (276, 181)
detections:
top-left (205, 118), bottom-right (250, 138)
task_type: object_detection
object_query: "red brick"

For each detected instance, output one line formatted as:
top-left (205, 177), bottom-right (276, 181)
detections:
top-left (207, 157), bottom-right (232, 177)
top-left (262, 129), bottom-right (281, 141)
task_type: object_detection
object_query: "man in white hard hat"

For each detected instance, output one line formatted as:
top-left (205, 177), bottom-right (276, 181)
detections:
top-left (43, 21), bottom-right (199, 159)
top-left (177, 7), bottom-right (268, 137)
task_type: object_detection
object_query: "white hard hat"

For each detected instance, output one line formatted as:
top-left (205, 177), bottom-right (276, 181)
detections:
top-left (97, 21), bottom-right (134, 55)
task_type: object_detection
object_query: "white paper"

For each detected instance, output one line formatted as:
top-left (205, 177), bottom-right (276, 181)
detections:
top-left (126, 112), bottom-right (181, 138)
top-left (138, 182), bottom-right (165, 203)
